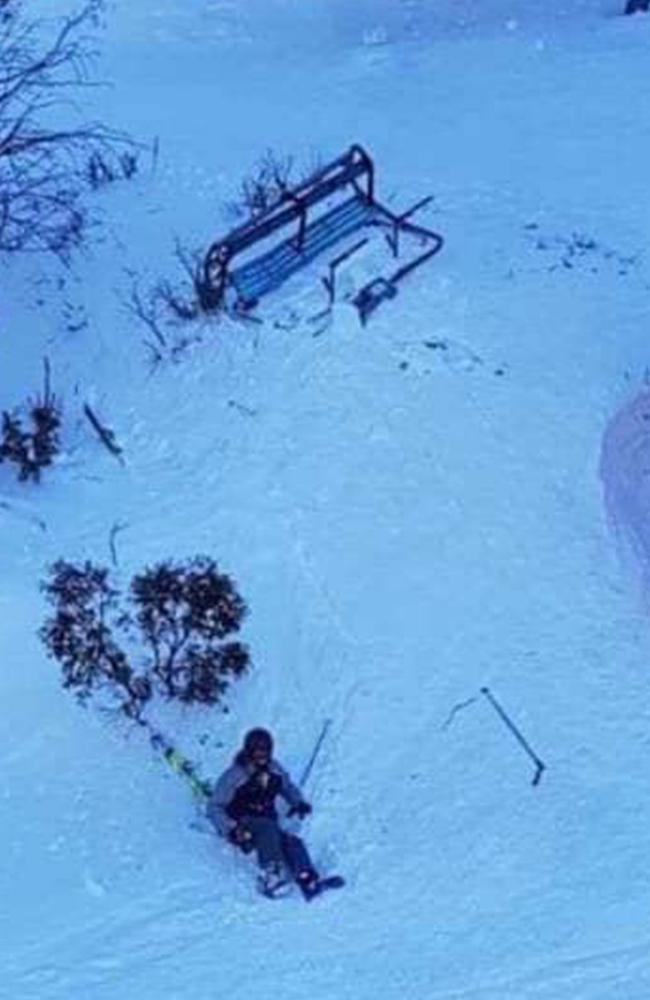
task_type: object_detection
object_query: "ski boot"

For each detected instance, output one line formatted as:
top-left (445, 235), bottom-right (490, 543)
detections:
top-left (296, 867), bottom-right (345, 901)
top-left (257, 862), bottom-right (291, 899)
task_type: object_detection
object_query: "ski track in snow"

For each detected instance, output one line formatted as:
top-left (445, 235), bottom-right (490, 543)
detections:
top-left (7, 899), bottom-right (650, 1000)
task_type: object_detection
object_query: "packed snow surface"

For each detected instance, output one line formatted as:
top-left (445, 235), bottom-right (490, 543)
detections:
top-left (3, 1), bottom-right (650, 998)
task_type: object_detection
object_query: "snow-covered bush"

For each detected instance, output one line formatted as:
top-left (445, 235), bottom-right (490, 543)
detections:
top-left (40, 556), bottom-right (250, 718)
top-left (0, 394), bottom-right (62, 482)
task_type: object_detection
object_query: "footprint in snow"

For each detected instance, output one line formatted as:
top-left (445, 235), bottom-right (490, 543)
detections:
top-left (399, 338), bottom-right (505, 376)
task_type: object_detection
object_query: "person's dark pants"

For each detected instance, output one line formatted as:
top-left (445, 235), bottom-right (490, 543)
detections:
top-left (241, 815), bottom-right (315, 878)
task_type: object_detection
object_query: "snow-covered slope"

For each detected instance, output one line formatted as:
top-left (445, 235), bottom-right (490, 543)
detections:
top-left (3, 2), bottom-right (650, 997)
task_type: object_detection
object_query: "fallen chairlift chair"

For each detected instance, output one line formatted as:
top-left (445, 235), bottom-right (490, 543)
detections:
top-left (202, 145), bottom-right (444, 324)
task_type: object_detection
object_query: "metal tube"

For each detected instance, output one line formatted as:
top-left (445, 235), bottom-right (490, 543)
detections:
top-left (481, 687), bottom-right (546, 786)
top-left (299, 718), bottom-right (332, 789)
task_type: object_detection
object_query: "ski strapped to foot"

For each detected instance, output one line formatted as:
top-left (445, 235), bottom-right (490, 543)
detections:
top-left (135, 718), bottom-right (212, 802)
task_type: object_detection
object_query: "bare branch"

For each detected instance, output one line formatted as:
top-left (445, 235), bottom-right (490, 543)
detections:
top-left (0, 1), bottom-right (134, 258)
top-left (42, 354), bottom-right (52, 404)
top-left (125, 280), bottom-right (167, 347)
top-left (154, 277), bottom-right (198, 322)
top-left (109, 520), bottom-right (128, 567)
top-left (83, 403), bottom-right (125, 465)
top-left (171, 237), bottom-right (219, 314)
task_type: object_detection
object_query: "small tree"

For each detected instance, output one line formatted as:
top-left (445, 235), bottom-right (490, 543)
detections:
top-left (40, 556), bottom-right (250, 719)
top-left (40, 559), bottom-right (148, 715)
top-left (130, 557), bottom-right (249, 705)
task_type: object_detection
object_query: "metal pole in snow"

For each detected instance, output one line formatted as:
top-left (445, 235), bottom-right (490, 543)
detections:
top-left (299, 718), bottom-right (332, 790)
top-left (481, 687), bottom-right (546, 786)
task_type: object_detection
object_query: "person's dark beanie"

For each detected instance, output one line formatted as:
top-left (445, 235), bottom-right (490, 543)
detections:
top-left (243, 727), bottom-right (273, 757)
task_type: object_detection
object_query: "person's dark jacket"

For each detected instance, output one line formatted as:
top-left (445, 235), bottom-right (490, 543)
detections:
top-left (207, 754), bottom-right (304, 838)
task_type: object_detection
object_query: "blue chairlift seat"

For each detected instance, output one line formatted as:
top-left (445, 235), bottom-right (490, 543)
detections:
top-left (230, 195), bottom-right (379, 306)
top-left (202, 145), bottom-right (443, 320)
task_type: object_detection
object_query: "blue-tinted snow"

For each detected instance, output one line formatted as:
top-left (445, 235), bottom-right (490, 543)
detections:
top-left (3, 1), bottom-right (650, 997)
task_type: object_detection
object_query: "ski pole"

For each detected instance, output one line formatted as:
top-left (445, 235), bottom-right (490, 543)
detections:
top-left (299, 718), bottom-right (332, 789)
top-left (481, 687), bottom-right (546, 786)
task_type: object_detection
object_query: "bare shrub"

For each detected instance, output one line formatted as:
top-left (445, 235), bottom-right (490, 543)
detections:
top-left (238, 150), bottom-right (294, 218)
top-left (86, 149), bottom-right (139, 189)
top-left (0, 0), bottom-right (131, 258)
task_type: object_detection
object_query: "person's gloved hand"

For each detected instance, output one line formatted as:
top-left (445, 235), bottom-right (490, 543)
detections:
top-left (229, 823), bottom-right (254, 852)
top-left (288, 800), bottom-right (312, 820)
